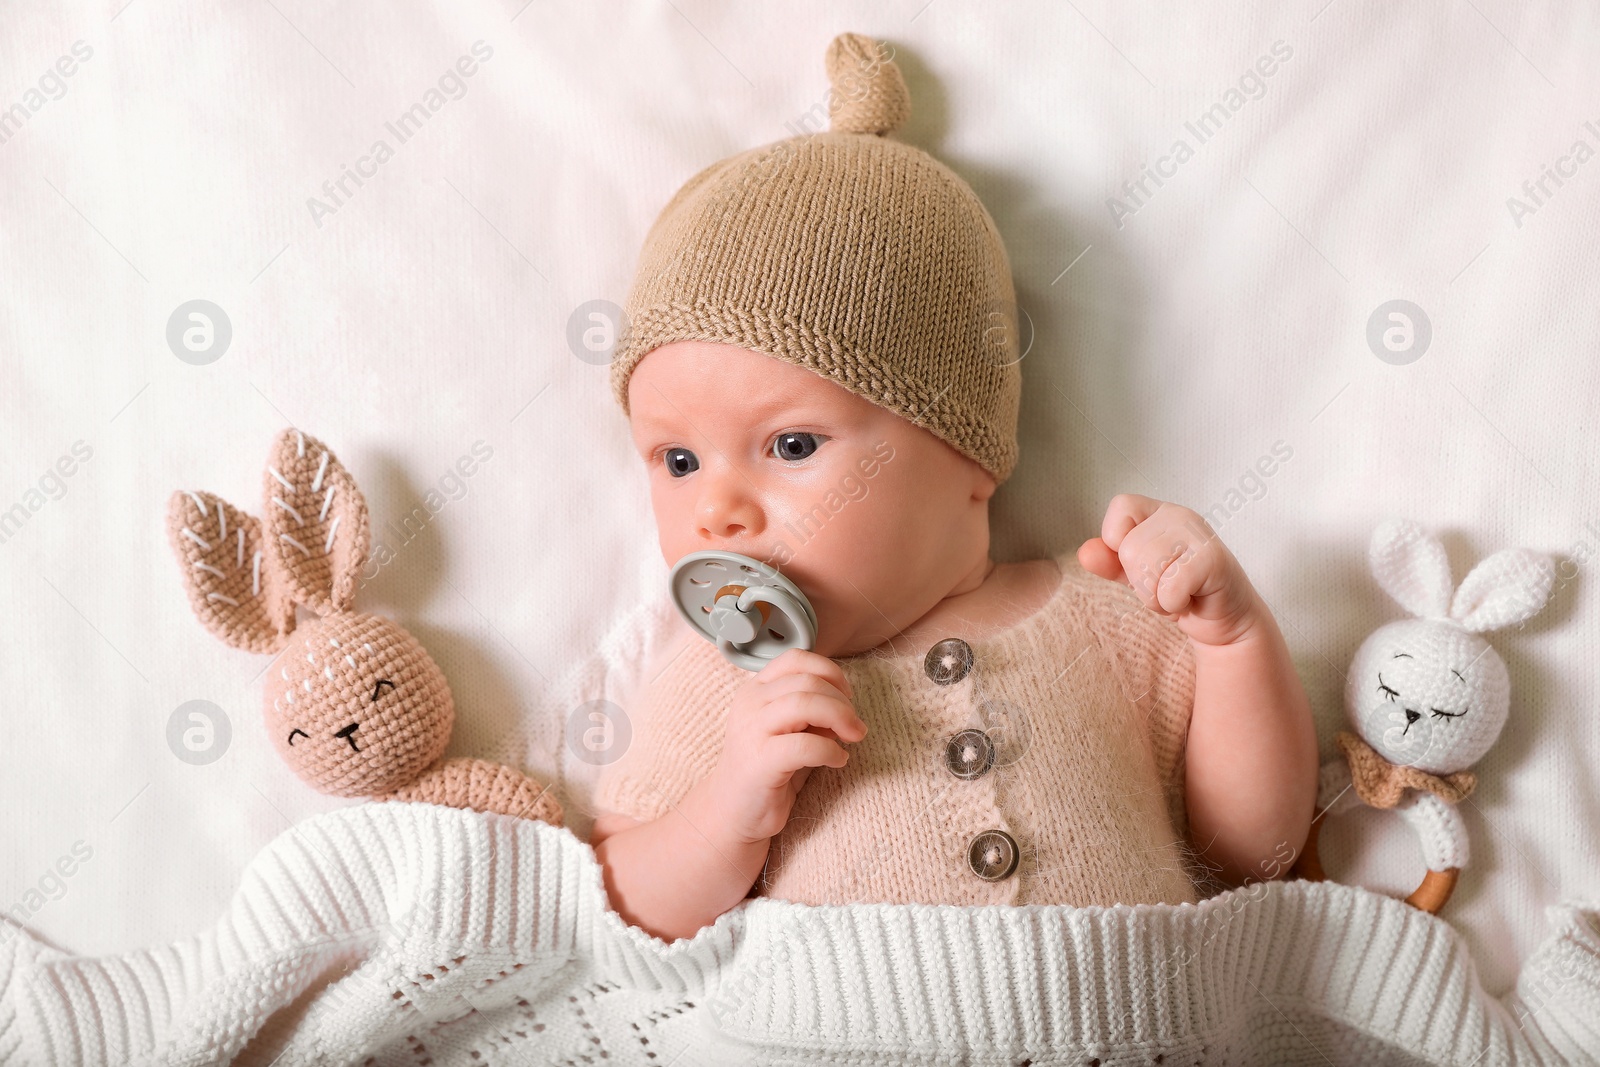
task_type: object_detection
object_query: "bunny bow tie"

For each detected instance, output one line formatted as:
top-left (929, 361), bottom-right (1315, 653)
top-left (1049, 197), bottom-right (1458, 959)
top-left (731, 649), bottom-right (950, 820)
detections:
top-left (1335, 731), bottom-right (1478, 809)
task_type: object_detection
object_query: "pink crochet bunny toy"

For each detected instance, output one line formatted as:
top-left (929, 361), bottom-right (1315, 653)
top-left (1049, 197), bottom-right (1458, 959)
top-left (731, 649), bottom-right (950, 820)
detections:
top-left (166, 426), bottom-right (563, 825)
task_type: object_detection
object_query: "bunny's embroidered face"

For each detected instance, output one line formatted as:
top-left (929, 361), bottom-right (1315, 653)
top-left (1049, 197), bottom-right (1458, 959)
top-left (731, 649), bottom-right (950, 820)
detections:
top-left (263, 612), bottom-right (454, 796)
top-left (1345, 618), bottom-right (1509, 774)
top-left (169, 427), bottom-right (457, 799)
top-left (1341, 517), bottom-right (1554, 778)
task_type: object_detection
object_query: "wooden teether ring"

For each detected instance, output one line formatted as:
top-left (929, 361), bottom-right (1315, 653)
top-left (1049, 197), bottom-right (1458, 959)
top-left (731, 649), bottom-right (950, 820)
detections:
top-left (1290, 809), bottom-right (1329, 883)
top-left (1406, 868), bottom-right (1460, 913)
top-left (1292, 807), bottom-right (1460, 915)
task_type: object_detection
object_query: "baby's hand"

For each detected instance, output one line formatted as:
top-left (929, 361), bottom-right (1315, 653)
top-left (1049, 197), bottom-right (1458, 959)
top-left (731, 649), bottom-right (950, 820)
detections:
top-left (1078, 493), bottom-right (1264, 647)
top-left (697, 648), bottom-right (867, 846)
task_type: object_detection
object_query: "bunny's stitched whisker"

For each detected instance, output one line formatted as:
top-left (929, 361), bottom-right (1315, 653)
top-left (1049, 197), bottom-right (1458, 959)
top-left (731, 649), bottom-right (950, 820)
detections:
top-left (280, 534), bottom-right (311, 558)
top-left (216, 501), bottom-right (227, 539)
top-left (268, 466), bottom-right (294, 492)
top-left (319, 486), bottom-right (336, 522)
top-left (312, 451), bottom-right (330, 491)
top-left (324, 516), bottom-right (341, 553)
top-left (193, 561), bottom-right (226, 580)
top-left (183, 490), bottom-right (206, 512)
top-left (181, 527), bottom-right (211, 551)
top-left (207, 592), bottom-right (241, 606)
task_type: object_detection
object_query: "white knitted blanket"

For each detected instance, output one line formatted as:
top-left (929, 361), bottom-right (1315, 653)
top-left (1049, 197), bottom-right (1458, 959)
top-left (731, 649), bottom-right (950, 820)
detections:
top-left (1, 803), bottom-right (1596, 1067)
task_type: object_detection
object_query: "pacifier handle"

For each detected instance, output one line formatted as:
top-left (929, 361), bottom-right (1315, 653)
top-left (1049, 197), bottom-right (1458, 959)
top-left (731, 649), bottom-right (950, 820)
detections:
top-left (669, 550), bottom-right (818, 672)
top-left (711, 584), bottom-right (810, 663)
top-left (709, 584), bottom-right (771, 646)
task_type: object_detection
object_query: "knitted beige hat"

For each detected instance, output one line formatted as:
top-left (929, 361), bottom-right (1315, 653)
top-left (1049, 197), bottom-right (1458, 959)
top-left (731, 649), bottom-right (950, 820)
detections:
top-left (610, 32), bottom-right (1023, 483)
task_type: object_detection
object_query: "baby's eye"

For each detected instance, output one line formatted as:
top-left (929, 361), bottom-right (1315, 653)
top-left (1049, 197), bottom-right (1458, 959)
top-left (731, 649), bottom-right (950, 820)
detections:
top-left (772, 432), bottom-right (825, 462)
top-left (662, 447), bottom-right (700, 477)
top-left (1376, 674), bottom-right (1400, 701)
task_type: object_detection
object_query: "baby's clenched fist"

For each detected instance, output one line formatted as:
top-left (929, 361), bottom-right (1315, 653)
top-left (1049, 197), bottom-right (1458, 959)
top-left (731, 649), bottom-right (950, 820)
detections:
top-left (697, 648), bottom-right (867, 846)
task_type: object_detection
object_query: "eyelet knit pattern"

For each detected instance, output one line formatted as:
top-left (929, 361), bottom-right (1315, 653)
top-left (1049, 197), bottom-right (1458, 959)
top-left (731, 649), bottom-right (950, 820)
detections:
top-left (2, 803), bottom-right (1596, 1064)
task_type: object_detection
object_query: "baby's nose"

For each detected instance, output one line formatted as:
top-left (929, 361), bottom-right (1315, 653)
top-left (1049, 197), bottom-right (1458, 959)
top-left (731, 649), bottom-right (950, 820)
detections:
top-left (1404, 708), bottom-right (1420, 725)
top-left (696, 478), bottom-right (764, 539)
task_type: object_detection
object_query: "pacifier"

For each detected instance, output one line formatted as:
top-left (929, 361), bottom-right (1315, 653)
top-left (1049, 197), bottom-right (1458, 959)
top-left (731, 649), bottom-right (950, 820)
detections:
top-left (668, 550), bottom-right (819, 671)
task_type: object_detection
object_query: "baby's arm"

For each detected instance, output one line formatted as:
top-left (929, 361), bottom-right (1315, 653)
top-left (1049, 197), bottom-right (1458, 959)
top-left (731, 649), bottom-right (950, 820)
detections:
top-left (590, 782), bottom-right (769, 943)
top-left (1080, 494), bottom-right (1318, 889)
top-left (590, 649), bottom-right (866, 943)
top-left (1184, 600), bottom-right (1318, 886)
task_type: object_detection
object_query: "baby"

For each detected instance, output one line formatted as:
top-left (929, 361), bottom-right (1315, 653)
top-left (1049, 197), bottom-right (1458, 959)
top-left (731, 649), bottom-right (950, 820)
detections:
top-left (587, 33), bottom-right (1318, 943)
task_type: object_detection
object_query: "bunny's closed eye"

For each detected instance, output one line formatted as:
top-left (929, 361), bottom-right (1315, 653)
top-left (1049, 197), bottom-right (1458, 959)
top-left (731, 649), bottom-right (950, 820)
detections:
top-left (167, 426), bottom-right (565, 827)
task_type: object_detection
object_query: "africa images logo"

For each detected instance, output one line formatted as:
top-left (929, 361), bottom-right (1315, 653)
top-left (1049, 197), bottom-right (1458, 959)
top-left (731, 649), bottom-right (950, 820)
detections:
top-left (1106, 40), bottom-right (1294, 230)
top-left (306, 41), bottom-right (494, 227)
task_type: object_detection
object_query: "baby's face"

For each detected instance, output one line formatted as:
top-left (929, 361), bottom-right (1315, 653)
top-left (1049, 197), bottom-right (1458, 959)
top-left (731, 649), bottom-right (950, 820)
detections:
top-left (628, 341), bottom-right (996, 657)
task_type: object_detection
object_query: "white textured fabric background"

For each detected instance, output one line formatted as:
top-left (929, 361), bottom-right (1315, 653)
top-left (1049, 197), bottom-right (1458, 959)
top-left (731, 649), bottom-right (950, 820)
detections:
top-left (1, 0), bottom-right (1596, 1007)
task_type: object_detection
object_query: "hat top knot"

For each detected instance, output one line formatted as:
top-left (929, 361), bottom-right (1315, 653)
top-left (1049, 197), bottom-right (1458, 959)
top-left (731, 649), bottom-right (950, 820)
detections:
top-left (825, 32), bottom-right (910, 136)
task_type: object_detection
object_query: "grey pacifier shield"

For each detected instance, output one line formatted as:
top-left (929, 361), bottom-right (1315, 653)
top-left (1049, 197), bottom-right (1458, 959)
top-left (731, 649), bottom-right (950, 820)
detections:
top-left (668, 550), bottom-right (819, 671)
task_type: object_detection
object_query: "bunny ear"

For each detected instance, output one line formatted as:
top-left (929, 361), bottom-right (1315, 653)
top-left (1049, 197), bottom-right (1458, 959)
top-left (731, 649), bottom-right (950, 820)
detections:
top-left (1450, 548), bottom-right (1555, 632)
top-left (167, 490), bottom-right (294, 653)
top-left (1369, 518), bottom-right (1454, 618)
top-left (260, 428), bottom-right (370, 614)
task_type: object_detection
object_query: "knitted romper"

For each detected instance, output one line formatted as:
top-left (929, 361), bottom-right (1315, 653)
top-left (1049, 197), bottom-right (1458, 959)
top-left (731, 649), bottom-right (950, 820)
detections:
top-left (592, 550), bottom-right (1204, 908)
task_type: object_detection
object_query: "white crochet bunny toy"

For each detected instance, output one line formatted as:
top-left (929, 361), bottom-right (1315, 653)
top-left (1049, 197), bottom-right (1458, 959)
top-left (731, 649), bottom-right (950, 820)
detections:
top-left (1294, 518), bottom-right (1555, 913)
top-left (166, 426), bottom-right (563, 825)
